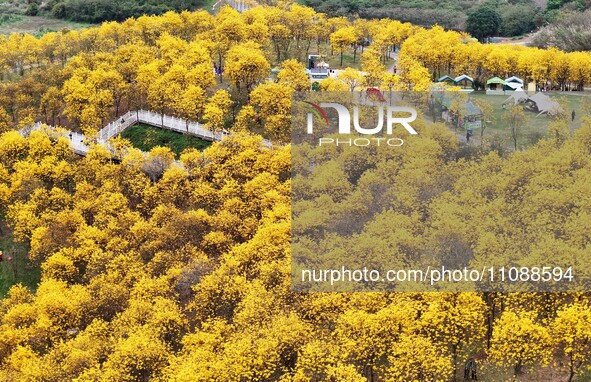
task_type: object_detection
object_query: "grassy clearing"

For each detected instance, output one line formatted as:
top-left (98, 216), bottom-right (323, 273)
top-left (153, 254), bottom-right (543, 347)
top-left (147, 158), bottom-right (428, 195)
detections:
top-left (465, 91), bottom-right (588, 146)
top-left (271, 42), bottom-right (386, 70)
top-left (0, 13), bottom-right (22, 27)
top-left (325, 51), bottom-right (363, 70)
top-left (121, 123), bottom-right (212, 157)
top-left (0, 15), bottom-right (92, 36)
top-left (309, 43), bottom-right (386, 70)
top-left (0, 222), bottom-right (40, 299)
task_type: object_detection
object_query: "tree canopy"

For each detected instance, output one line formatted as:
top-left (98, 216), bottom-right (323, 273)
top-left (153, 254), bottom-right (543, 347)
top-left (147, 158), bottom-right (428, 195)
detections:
top-left (466, 4), bottom-right (501, 41)
top-left (0, 4), bottom-right (590, 381)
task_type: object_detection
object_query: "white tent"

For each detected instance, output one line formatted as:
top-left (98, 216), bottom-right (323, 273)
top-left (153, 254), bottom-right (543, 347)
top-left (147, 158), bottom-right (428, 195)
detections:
top-left (504, 90), bottom-right (528, 105)
top-left (505, 82), bottom-right (524, 91)
top-left (528, 92), bottom-right (564, 116)
top-left (454, 74), bottom-right (474, 83)
top-left (505, 76), bottom-right (524, 84)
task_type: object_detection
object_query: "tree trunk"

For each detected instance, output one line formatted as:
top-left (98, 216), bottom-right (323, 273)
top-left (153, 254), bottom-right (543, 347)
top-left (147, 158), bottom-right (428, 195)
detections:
top-left (513, 127), bottom-right (517, 150)
top-left (218, 53), bottom-right (223, 83)
top-left (514, 360), bottom-right (522, 380)
top-left (568, 356), bottom-right (575, 382)
top-left (274, 41), bottom-right (281, 62)
top-left (452, 344), bottom-right (458, 382)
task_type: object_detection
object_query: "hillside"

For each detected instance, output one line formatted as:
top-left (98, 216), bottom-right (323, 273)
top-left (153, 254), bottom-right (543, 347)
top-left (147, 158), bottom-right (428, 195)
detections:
top-left (0, 14), bottom-right (90, 36)
top-left (300, 0), bottom-right (545, 35)
top-left (0, 0), bottom-right (213, 23)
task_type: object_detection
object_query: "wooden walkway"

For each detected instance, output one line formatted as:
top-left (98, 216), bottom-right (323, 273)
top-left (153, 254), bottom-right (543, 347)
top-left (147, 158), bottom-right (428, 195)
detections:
top-left (20, 110), bottom-right (234, 157)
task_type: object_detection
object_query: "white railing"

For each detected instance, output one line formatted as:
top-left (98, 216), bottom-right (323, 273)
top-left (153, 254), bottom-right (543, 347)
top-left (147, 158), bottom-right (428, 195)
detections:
top-left (96, 110), bottom-right (221, 142)
top-left (20, 123), bottom-right (92, 156)
top-left (214, 0), bottom-right (252, 13)
top-left (137, 110), bottom-right (218, 141)
top-left (97, 110), bottom-right (137, 143)
top-left (21, 109), bottom-right (274, 158)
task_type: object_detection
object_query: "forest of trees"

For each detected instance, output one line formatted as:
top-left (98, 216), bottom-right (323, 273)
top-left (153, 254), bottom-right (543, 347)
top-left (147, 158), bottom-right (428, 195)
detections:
top-left (300, 0), bottom-right (544, 35)
top-left (531, 9), bottom-right (591, 52)
top-left (2, 0), bottom-right (208, 23)
top-left (1, 6), bottom-right (591, 137)
top-left (0, 3), bottom-right (591, 381)
top-left (301, 0), bottom-right (591, 45)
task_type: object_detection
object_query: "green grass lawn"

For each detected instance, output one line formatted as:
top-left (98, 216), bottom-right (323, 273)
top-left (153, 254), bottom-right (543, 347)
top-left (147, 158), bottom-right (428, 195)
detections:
top-left (0, 13), bottom-right (22, 27)
top-left (326, 51), bottom-right (363, 70)
top-left (0, 223), bottom-right (40, 299)
top-left (121, 123), bottom-right (213, 157)
top-left (317, 43), bottom-right (387, 70)
top-left (0, 15), bottom-right (92, 36)
top-left (465, 91), bottom-right (588, 146)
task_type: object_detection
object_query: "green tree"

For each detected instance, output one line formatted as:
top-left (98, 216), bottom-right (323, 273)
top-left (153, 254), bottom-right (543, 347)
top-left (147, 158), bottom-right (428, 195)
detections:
top-left (499, 5), bottom-right (538, 37)
top-left (466, 5), bottom-right (501, 41)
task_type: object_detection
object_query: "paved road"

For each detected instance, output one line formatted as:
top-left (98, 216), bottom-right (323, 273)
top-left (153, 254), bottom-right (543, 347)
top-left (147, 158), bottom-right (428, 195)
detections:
top-left (387, 51), bottom-right (399, 74)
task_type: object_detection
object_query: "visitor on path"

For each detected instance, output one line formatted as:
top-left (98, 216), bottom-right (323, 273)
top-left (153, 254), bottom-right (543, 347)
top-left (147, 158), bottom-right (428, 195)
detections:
top-left (464, 358), bottom-right (477, 380)
top-left (572, 110), bottom-right (576, 121)
top-left (466, 128), bottom-right (473, 142)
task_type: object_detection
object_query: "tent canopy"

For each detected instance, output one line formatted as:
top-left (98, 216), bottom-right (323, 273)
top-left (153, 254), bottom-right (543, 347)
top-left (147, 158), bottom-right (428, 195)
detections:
top-left (465, 100), bottom-right (482, 116)
top-left (434, 92), bottom-right (483, 117)
top-left (487, 76), bottom-right (506, 85)
top-left (455, 74), bottom-right (474, 83)
top-left (504, 91), bottom-right (528, 105)
top-left (505, 82), bottom-right (524, 90)
top-left (528, 92), bottom-right (564, 116)
top-left (505, 76), bottom-right (523, 84)
top-left (438, 75), bottom-right (455, 82)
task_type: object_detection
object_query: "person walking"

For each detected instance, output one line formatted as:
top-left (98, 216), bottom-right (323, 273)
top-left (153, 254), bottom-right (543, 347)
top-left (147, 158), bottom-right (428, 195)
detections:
top-left (466, 128), bottom-right (473, 143)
